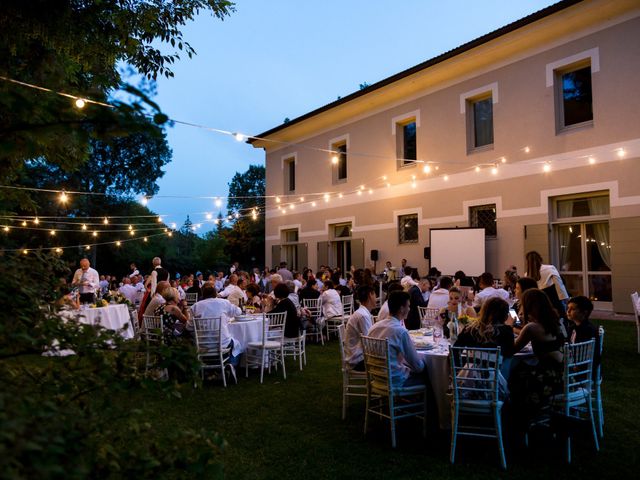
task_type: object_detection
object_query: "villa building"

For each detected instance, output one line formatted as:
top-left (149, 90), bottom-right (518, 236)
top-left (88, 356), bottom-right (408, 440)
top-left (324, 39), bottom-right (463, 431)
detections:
top-left (250, 0), bottom-right (640, 312)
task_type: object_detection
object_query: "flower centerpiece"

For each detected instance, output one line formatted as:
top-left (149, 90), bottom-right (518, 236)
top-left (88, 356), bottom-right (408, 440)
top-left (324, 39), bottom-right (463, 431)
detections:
top-left (101, 290), bottom-right (132, 307)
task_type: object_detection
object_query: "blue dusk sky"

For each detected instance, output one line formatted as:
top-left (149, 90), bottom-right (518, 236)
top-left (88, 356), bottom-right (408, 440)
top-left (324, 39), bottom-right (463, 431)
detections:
top-left (149, 0), bottom-right (557, 231)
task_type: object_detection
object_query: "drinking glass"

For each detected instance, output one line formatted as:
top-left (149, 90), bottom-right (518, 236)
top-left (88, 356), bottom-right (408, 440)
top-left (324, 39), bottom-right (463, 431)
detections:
top-left (433, 327), bottom-right (442, 345)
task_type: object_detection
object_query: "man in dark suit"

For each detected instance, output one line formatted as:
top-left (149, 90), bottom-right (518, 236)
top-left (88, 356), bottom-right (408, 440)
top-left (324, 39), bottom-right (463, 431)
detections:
top-left (405, 277), bottom-right (430, 330)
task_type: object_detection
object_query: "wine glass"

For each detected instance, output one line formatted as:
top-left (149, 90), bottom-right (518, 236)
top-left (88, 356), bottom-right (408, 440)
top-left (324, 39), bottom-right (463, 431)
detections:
top-left (433, 327), bottom-right (442, 345)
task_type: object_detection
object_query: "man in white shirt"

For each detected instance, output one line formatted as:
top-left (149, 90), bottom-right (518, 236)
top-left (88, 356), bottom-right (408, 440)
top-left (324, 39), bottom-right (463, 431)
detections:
top-left (400, 266), bottom-right (419, 291)
top-left (367, 291), bottom-right (426, 387)
top-left (72, 258), bottom-right (100, 304)
top-left (118, 277), bottom-right (138, 304)
top-left (133, 275), bottom-right (146, 305)
top-left (214, 271), bottom-right (226, 292)
top-left (320, 280), bottom-right (343, 320)
top-left (191, 282), bottom-right (242, 366)
top-left (427, 276), bottom-right (454, 311)
top-left (345, 286), bottom-right (376, 371)
top-left (129, 262), bottom-right (139, 279)
top-left (472, 272), bottom-right (510, 310)
top-left (218, 274), bottom-right (248, 306)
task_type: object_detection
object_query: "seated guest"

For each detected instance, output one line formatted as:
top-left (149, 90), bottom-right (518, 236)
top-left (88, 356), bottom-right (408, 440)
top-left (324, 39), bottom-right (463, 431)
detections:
top-left (191, 282), bottom-right (242, 366)
top-left (406, 277), bottom-right (430, 330)
top-left (454, 297), bottom-right (514, 357)
top-left (368, 291), bottom-right (426, 387)
top-left (438, 286), bottom-right (477, 334)
top-left (245, 283), bottom-right (263, 311)
top-left (270, 283), bottom-right (303, 339)
top-left (298, 275), bottom-right (321, 302)
top-left (472, 272), bottom-right (509, 310)
top-left (378, 282), bottom-right (404, 322)
top-left (510, 289), bottom-right (566, 426)
top-left (426, 276), bottom-right (454, 311)
top-left (185, 277), bottom-right (202, 301)
top-left (400, 266), bottom-right (419, 291)
top-left (510, 277), bottom-right (538, 327)
top-left (454, 270), bottom-right (475, 288)
top-left (285, 280), bottom-right (302, 311)
top-left (55, 285), bottom-right (79, 313)
top-left (144, 280), bottom-right (171, 316)
top-left (567, 296), bottom-right (601, 369)
top-left (154, 287), bottom-right (190, 344)
top-left (118, 277), bottom-right (138, 304)
top-left (344, 286), bottom-right (377, 371)
top-left (320, 280), bottom-right (343, 321)
top-left (218, 274), bottom-right (248, 306)
top-left (503, 266), bottom-right (519, 296)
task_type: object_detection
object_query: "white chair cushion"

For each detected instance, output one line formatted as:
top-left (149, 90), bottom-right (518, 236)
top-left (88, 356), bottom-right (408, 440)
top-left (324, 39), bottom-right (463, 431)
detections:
top-left (247, 340), bottom-right (282, 349)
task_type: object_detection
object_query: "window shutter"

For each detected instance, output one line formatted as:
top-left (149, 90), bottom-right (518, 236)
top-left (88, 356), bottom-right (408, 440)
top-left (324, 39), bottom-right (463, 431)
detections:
top-left (317, 241), bottom-right (329, 271)
top-left (351, 238), bottom-right (365, 269)
top-left (296, 243), bottom-right (308, 271)
top-left (271, 245), bottom-right (282, 268)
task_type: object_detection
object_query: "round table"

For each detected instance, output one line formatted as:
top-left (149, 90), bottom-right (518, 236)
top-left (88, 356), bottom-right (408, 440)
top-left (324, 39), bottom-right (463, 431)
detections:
top-left (75, 304), bottom-right (134, 339)
top-left (228, 314), bottom-right (264, 354)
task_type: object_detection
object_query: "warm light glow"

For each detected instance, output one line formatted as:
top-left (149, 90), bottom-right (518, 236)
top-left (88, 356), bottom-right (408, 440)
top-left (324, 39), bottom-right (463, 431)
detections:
top-left (323, 194), bottom-right (330, 202)
top-left (157, 216), bottom-right (162, 223)
top-left (228, 215), bottom-right (233, 220)
top-left (206, 213), bottom-right (213, 220)
top-left (524, 146), bottom-right (531, 154)
top-left (501, 157), bottom-right (507, 164)
top-left (275, 196), bottom-right (281, 203)
top-left (59, 191), bottom-right (68, 204)
top-left (411, 182), bottom-right (417, 188)
top-left (2, 226), bottom-right (8, 232)
top-left (357, 191), bottom-right (362, 196)
top-left (171, 223), bottom-right (177, 229)
top-left (386, 182), bottom-right (391, 188)
top-left (85, 245), bottom-right (90, 250)
top-left (116, 241), bottom-right (121, 247)
top-left (359, 185), bottom-right (365, 190)
top-left (435, 166), bottom-right (439, 171)
top-left (130, 230), bottom-right (135, 236)
top-left (21, 221), bottom-right (26, 227)
top-left (168, 232), bottom-right (173, 237)
top-left (543, 162), bottom-right (551, 172)
top-left (290, 204), bottom-right (295, 210)
top-left (50, 230), bottom-right (56, 236)
top-left (143, 237), bottom-right (148, 242)
top-left (443, 175), bottom-right (449, 181)
top-left (34, 217), bottom-right (39, 225)
top-left (82, 224), bottom-right (87, 230)
top-left (368, 189), bottom-right (373, 195)
top-left (491, 166), bottom-right (498, 175)
top-left (423, 165), bottom-right (431, 174)
top-left (588, 156), bottom-right (596, 164)
top-left (141, 196), bottom-right (148, 206)
top-left (128, 224), bottom-right (133, 230)
top-left (382, 175), bottom-right (387, 181)
top-left (74, 98), bottom-right (86, 109)
top-left (299, 197), bottom-right (304, 202)
top-left (23, 249), bottom-right (28, 255)
top-left (215, 198), bottom-right (222, 207)
top-left (475, 166), bottom-right (481, 173)
top-left (617, 148), bottom-right (626, 158)
top-left (411, 175), bottom-right (416, 180)
top-left (331, 155), bottom-right (339, 164)
top-left (103, 217), bottom-right (109, 225)
top-left (92, 231), bottom-right (98, 237)
top-left (233, 132), bottom-right (245, 142)
top-left (311, 202), bottom-right (317, 207)
top-left (234, 213), bottom-right (239, 219)
top-left (338, 193), bottom-right (343, 199)
top-left (55, 247), bottom-right (62, 254)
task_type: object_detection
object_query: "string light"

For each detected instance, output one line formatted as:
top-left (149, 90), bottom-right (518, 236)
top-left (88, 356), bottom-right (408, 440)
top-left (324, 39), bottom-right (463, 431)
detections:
top-left (275, 196), bottom-right (281, 203)
top-left (423, 165), bottom-right (431, 174)
top-left (588, 156), bottom-right (596, 164)
top-left (141, 196), bottom-right (149, 206)
top-left (23, 249), bottom-right (28, 255)
top-left (491, 165), bottom-right (498, 175)
top-left (2, 226), bottom-right (9, 232)
top-left (21, 221), bottom-right (26, 227)
top-left (233, 132), bottom-right (245, 142)
top-left (103, 217), bottom-right (109, 225)
top-left (331, 155), bottom-right (339, 164)
top-left (500, 157), bottom-right (507, 164)
top-left (92, 231), bottom-right (98, 237)
top-left (74, 98), bottom-right (86, 109)
top-left (299, 197), bottom-right (304, 202)
top-left (206, 213), bottom-right (213, 220)
top-left (157, 216), bottom-right (162, 223)
top-left (116, 241), bottom-right (121, 247)
top-left (475, 166), bottom-right (481, 173)
top-left (411, 181), bottom-right (417, 188)
top-left (543, 162), bottom-right (551, 173)
top-left (617, 148), bottom-right (626, 158)
top-left (82, 224), bottom-right (87, 230)
top-left (143, 237), bottom-right (148, 242)
top-left (357, 190), bottom-right (362, 196)
top-left (59, 191), bottom-right (68, 204)
top-left (85, 245), bottom-right (90, 250)
top-left (323, 194), bottom-right (330, 203)
top-left (524, 146), bottom-right (531, 153)
top-left (55, 247), bottom-right (62, 254)
top-left (50, 229), bottom-right (55, 235)
top-left (130, 230), bottom-right (135, 236)
top-left (171, 223), bottom-right (177, 229)
top-left (338, 193), bottom-right (343, 198)
top-left (311, 201), bottom-right (317, 207)
top-left (168, 232), bottom-right (173, 237)
top-left (215, 198), bottom-right (222, 207)
top-left (443, 175), bottom-right (449, 181)
top-left (128, 224), bottom-right (133, 230)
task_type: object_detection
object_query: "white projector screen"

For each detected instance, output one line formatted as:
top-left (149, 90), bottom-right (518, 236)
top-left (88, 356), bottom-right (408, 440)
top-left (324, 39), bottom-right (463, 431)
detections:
top-left (429, 228), bottom-right (486, 277)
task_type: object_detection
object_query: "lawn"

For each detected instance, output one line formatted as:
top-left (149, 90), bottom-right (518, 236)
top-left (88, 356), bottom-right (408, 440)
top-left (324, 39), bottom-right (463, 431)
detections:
top-left (121, 319), bottom-right (639, 479)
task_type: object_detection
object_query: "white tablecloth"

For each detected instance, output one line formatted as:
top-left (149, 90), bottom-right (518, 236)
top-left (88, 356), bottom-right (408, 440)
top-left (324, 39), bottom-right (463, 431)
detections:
top-left (75, 304), bottom-right (134, 339)
top-left (228, 315), bottom-right (264, 354)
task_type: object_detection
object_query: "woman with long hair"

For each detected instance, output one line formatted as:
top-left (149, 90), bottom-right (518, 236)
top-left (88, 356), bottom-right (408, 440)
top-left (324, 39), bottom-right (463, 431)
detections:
top-left (453, 297), bottom-right (514, 357)
top-left (525, 251), bottom-right (569, 318)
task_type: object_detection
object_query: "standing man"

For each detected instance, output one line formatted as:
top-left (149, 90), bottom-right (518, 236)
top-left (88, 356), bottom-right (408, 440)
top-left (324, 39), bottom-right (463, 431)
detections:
top-left (277, 261), bottom-right (294, 282)
top-left (406, 277), bottom-right (430, 330)
top-left (145, 257), bottom-right (169, 296)
top-left (129, 262), bottom-right (139, 278)
top-left (72, 258), bottom-right (100, 304)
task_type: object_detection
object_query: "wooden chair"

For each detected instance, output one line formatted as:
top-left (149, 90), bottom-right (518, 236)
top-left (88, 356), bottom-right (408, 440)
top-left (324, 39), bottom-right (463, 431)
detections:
top-left (245, 312), bottom-right (287, 383)
top-left (337, 324), bottom-right (367, 420)
top-left (361, 336), bottom-right (427, 448)
top-left (449, 346), bottom-right (506, 470)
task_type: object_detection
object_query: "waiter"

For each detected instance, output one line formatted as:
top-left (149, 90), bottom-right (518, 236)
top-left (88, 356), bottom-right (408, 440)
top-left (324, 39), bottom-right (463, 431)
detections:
top-left (72, 258), bottom-right (100, 304)
top-left (145, 256), bottom-right (170, 295)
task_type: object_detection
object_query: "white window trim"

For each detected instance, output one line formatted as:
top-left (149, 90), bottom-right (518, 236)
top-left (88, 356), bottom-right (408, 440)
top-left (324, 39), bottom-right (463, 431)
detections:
top-left (328, 134), bottom-right (349, 151)
top-left (391, 110), bottom-right (421, 135)
top-left (329, 134), bottom-right (349, 184)
top-left (545, 47), bottom-right (600, 87)
top-left (280, 152), bottom-right (298, 170)
top-left (459, 82), bottom-right (499, 114)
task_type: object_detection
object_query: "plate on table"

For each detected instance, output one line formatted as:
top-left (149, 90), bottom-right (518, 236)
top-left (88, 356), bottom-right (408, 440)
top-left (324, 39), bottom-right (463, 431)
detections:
top-left (413, 338), bottom-right (436, 350)
top-left (235, 315), bottom-right (262, 323)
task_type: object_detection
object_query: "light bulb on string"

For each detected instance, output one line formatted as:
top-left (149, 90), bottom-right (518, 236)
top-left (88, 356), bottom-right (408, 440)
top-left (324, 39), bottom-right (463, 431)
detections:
top-left (443, 175), bottom-right (449, 181)
top-left (543, 162), bottom-right (551, 173)
top-left (617, 148), bottom-right (626, 158)
top-left (215, 198), bottom-right (222, 208)
top-left (55, 247), bottom-right (62, 254)
top-left (128, 225), bottom-right (133, 230)
top-left (157, 216), bottom-right (162, 223)
top-left (368, 189), bottom-right (373, 195)
top-left (116, 241), bottom-right (121, 247)
top-left (85, 245), bottom-right (90, 250)
top-left (23, 249), bottom-right (28, 255)
top-left (423, 165), bottom-right (431, 174)
top-left (491, 165), bottom-right (498, 175)
top-left (34, 217), bottom-right (40, 225)
top-left (143, 237), bottom-right (148, 242)
top-left (2, 226), bottom-right (8, 232)
top-left (382, 175), bottom-right (387, 181)
top-left (228, 215), bottom-right (233, 220)
top-left (338, 193), bottom-right (343, 199)
top-left (74, 98), bottom-right (86, 109)
top-left (289, 204), bottom-right (295, 210)
top-left (21, 221), bottom-right (27, 227)
top-left (357, 190), bottom-right (363, 196)
top-left (435, 166), bottom-right (439, 171)
top-left (233, 132), bottom-right (245, 142)
top-left (500, 157), bottom-right (507, 164)
top-left (82, 224), bottom-right (87, 230)
top-left (59, 191), bottom-right (68, 204)
top-left (311, 202), bottom-right (317, 207)
top-left (475, 166), bottom-right (481, 173)
top-left (331, 155), bottom-right (339, 164)
top-left (275, 196), bottom-right (281, 203)
top-left (386, 182), bottom-right (391, 188)
top-left (130, 230), bottom-right (135, 236)
top-left (168, 232), bottom-right (173, 237)
top-left (588, 156), bottom-right (596, 164)
top-left (234, 213), bottom-right (240, 219)
top-left (50, 229), bottom-right (56, 236)
top-left (206, 213), bottom-right (213, 220)
top-left (524, 146), bottom-right (531, 153)
top-left (141, 196), bottom-right (148, 206)
top-left (92, 231), bottom-right (98, 237)
top-left (299, 197), bottom-right (304, 202)
top-left (323, 194), bottom-right (330, 203)
top-left (411, 182), bottom-right (417, 188)
top-left (171, 223), bottom-right (177, 229)
top-left (103, 217), bottom-right (109, 225)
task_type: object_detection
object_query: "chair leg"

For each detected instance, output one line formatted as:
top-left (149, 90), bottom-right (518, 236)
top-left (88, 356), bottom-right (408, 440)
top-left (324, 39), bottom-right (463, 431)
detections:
top-left (364, 390), bottom-right (370, 436)
top-left (298, 340), bottom-right (303, 371)
top-left (587, 398), bottom-right (600, 452)
top-left (281, 347), bottom-right (287, 380)
top-left (389, 395), bottom-right (397, 448)
top-left (494, 408), bottom-right (506, 470)
top-left (566, 435), bottom-right (572, 464)
top-left (596, 386), bottom-right (604, 438)
top-left (260, 349), bottom-right (265, 384)
top-left (450, 407), bottom-right (459, 464)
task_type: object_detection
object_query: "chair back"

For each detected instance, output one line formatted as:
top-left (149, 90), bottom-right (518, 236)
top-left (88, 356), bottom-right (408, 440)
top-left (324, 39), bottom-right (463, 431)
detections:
top-left (596, 326), bottom-right (604, 380)
top-left (341, 295), bottom-right (354, 317)
top-left (362, 336), bottom-right (392, 394)
top-left (337, 323), bottom-right (348, 369)
top-left (303, 298), bottom-right (322, 321)
top-left (264, 311), bottom-right (287, 344)
top-left (127, 306), bottom-right (140, 338)
top-left (142, 315), bottom-right (163, 344)
top-left (186, 292), bottom-right (199, 306)
top-left (563, 339), bottom-right (595, 398)
top-left (193, 317), bottom-right (223, 355)
top-left (449, 346), bottom-right (502, 402)
top-left (418, 306), bottom-right (440, 327)
top-left (632, 292), bottom-right (640, 320)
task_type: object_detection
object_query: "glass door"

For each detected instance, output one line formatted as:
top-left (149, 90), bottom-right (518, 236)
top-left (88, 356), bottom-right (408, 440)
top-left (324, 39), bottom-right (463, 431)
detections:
top-left (556, 221), bottom-right (611, 308)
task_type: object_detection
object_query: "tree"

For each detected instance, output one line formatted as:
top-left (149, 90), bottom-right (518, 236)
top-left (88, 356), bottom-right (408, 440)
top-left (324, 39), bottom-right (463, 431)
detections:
top-left (223, 165), bottom-right (265, 267)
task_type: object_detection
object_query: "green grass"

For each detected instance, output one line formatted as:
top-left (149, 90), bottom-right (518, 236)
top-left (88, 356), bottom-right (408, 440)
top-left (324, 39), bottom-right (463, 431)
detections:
top-left (121, 320), bottom-right (639, 479)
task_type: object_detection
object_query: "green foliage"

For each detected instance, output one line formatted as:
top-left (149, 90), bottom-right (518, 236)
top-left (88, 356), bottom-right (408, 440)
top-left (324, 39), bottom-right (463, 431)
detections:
top-left (0, 252), bottom-right (225, 478)
top-left (223, 165), bottom-right (265, 267)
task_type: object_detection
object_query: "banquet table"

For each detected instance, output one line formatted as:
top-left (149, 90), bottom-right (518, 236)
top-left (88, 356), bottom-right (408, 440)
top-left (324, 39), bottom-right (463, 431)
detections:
top-left (74, 304), bottom-right (135, 339)
top-left (228, 314), bottom-right (264, 354)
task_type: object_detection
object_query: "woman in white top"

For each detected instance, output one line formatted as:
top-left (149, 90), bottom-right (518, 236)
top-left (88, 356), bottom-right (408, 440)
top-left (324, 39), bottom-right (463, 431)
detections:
top-left (320, 280), bottom-right (343, 319)
top-left (525, 251), bottom-right (569, 317)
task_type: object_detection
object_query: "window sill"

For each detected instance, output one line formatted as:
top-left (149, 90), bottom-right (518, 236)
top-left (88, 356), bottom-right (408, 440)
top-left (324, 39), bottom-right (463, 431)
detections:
top-left (467, 144), bottom-right (494, 155)
top-left (396, 161), bottom-right (417, 171)
top-left (556, 120), bottom-right (594, 136)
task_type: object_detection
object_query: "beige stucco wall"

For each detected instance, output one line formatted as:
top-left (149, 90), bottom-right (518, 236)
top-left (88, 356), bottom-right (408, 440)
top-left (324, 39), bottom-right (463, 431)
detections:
top-left (261, 10), bottom-right (640, 311)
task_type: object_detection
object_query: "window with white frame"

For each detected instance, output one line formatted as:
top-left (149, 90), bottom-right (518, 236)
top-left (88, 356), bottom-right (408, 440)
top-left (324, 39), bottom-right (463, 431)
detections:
top-left (396, 120), bottom-right (417, 167)
top-left (332, 142), bottom-right (347, 183)
top-left (467, 94), bottom-right (494, 150)
top-left (555, 62), bottom-right (593, 130)
top-left (283, 157), bottom-right (295, 192)
top-left (469, 204), bottom-right (496, 237)
top-left (398, 213), bottom-right (419, 244)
